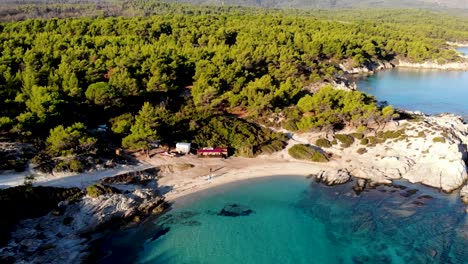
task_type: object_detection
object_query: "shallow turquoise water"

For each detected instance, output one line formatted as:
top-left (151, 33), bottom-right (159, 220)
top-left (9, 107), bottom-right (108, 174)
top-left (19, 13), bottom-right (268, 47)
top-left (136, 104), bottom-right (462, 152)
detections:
top-left (357, 69), bottom-right (468, 118)
top-left (98, 177), bottom-right (468, 264)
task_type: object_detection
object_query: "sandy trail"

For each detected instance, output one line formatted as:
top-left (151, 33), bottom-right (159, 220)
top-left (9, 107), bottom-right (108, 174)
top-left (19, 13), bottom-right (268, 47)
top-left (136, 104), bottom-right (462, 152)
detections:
top-left (0, 163), bottom-right (154, 189)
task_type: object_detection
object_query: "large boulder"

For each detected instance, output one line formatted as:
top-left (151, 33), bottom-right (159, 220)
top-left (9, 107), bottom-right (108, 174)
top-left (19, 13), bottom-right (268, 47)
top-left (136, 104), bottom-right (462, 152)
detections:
top-left (316, 169), bottom-right (351, 186)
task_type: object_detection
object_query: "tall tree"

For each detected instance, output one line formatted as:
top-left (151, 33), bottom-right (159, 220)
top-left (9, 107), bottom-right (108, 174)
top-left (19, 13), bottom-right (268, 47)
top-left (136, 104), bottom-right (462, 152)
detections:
top-left (122, 102), bottom-right (159, 156)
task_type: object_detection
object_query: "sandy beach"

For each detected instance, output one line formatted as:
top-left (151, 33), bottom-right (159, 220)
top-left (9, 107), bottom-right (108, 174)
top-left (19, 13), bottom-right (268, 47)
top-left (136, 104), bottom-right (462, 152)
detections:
top-left (145, 155), bottom-right (337, 201)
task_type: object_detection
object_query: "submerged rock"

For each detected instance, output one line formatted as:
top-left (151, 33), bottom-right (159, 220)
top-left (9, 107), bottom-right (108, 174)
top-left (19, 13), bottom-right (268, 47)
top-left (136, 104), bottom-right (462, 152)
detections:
top-left (400, 189), bottom-right (419, 198)
top-left (218, 204), bottom-right (254, 217)
top-left (150, 226), bottom-right (170, 242)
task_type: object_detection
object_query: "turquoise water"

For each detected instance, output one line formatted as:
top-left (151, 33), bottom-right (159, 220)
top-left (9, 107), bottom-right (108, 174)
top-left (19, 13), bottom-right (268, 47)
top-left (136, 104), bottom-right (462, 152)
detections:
top-left (458, 47), bottom-right (468, 55)
top-left (357, 69), bottom-right (468, 118)
top-left (98, 177), bottom-right (468, 264)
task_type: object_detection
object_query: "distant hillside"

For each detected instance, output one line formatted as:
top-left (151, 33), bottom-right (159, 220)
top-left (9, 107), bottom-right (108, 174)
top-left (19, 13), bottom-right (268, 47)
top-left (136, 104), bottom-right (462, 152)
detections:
top-left (161, 0), bottom-right (468, 9)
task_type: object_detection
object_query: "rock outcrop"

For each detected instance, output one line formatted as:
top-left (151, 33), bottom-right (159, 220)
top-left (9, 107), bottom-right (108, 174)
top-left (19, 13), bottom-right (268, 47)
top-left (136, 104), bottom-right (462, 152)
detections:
top-left (294, 113), bottom-right (468, 198)
top-left (316, 169), bottom-right (351, 185)
top-left (0, 177), bottom-right (168, 264)
top-left (339, 60), bottom-right (395, 74)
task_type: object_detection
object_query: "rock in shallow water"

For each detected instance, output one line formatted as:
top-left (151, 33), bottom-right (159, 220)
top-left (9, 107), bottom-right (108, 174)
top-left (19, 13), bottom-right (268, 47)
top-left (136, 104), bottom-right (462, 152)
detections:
top-left (460, 185), bottom-right (468, 205)
top-left (218, 204), bottom-right (254, 217)
top-left (316, 169), bottom-right (351, 186)
top-left (150, 226), bottom-right (170, 242)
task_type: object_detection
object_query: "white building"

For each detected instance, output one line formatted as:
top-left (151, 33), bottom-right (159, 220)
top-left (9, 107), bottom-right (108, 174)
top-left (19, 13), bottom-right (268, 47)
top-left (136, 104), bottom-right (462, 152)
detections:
top-left (176, 142), bottom-right (191, 154)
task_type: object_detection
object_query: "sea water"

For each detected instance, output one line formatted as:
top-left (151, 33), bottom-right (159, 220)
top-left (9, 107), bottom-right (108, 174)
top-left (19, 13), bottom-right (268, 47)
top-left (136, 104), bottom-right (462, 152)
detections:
top-left (457, 47), bottom-right (468, 56)
top-left (98, 177), bottom-right (467, 264)
top-left (357, 69), bottom-right (468, 118)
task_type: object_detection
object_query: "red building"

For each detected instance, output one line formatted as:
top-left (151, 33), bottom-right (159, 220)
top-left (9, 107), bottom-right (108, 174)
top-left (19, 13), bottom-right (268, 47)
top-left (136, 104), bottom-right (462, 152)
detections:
top-left (197, 147), bottom-right (228, 158)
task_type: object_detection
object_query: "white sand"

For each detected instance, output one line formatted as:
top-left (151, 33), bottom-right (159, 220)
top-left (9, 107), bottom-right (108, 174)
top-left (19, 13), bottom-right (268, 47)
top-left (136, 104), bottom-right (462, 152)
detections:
top-left (151, 156), bottom-right (336, 201)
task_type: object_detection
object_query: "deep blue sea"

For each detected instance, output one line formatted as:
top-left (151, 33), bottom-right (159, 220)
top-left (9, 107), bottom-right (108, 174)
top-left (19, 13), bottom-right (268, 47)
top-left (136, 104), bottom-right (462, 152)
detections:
top-left (357, 48), bottom-right (468, 118)
top-left (98, 177), bottom-right (467, 264)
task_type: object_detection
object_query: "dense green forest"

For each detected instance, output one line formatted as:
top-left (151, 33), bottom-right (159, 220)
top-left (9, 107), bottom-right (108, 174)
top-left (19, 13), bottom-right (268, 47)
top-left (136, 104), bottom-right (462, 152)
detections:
top-left (1, 3), bottom-right (468, 172)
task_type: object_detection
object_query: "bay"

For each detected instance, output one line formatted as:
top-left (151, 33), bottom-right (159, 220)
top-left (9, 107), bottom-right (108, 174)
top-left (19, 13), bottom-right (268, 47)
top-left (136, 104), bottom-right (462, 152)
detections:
top-left (98, 177), bottom-right (468, 264)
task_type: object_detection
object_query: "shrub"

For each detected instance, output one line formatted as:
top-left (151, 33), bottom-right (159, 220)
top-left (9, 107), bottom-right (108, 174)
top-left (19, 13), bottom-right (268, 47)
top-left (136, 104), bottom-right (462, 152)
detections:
top-left (335, 134), bottom-right (354, 148)
top-left (360, 138), bottom-right (369, 145)
top-left (261, 140), bottom-right (287, 154)
top-left (288, 144), bottom-right (329, 162)
top-left (69, 159), bottom-right (85, 173)
top-left (54, 161), bottom-right (68, 172)
top-left (377, 129), bottom-right (406, 140)
top-left (284, 119), bottom-right (299, 132)
top-left (86, 183), bottom-right (120, 198)
top-left (357, 148), bottom-right (368, 155)
top-left (432, 137), bottom-right (446, 143)
top-left (368, 136), bottom-right (385, 145)
top-left (315, 138), bottom-right (332, 148)
top-left (350, 133), bottom-right (364, 139)
top-left (331, 140), bottom-right (338, 145)
top-left (417, 131), bottom-right (426, 138)
top-left (356, 125), bottom-right (367, 133)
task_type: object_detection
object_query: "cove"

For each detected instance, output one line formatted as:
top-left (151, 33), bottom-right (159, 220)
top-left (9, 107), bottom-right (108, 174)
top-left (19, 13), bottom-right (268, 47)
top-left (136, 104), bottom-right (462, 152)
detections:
top-left (357, 69), bottom-right (468, 118)
top-left (97, 176), bottom-right (467, 264)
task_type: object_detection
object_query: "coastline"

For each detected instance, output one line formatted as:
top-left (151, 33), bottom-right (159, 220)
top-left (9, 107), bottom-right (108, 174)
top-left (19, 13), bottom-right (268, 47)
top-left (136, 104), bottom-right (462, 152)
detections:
top-left (1, 55), bottom-right (468, 263)
top-left (159, 159), bottom-right (331, 202)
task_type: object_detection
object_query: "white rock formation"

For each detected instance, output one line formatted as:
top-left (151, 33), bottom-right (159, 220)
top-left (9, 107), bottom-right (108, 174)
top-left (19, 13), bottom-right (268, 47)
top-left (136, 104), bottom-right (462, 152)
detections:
top-left (0, 186), bottom-right (166, 264)
top-left (316, 169), bottom-right (351, 185)
top-left (295, 114), bottom-right (468, 194)
top-left (397, 60), bottom-right (468, 70)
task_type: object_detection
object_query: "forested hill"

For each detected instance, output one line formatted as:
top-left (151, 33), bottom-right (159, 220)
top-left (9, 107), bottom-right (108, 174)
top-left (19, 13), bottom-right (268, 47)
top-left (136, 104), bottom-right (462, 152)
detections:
top-left (162, 0), bottom-right (468, 9)
top-left (1, 5), bottom-right (468, 173)
top-left (2, 0), bottom-right (468, 9)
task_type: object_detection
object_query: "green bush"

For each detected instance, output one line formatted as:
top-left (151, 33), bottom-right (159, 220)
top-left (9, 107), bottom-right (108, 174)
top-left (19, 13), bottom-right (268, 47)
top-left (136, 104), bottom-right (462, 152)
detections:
top-left (315, 138), bottom-right (332, 148)
top-left (377, 129), bottom-right (405, 140)
top-left (288, 144), bottom-right (329, 162)
top-left (417, 131), bottom-right (426, 138)
top-left (284, 119), bottom-right (299, 132)
top-left (86, 183), bottom-right (120, 198)
top-left (432, 137), bottom-right (446, 143)
top-left (54, 161), bottom-right (68, 172)
top-left (360, 138), bottom-right (369, 145)
top-left (356, 125), bottom-right (367, 133)
top-left (69, 159), bottom-right (85, 173)
top-left (368, 136), bottom-right (385, 145)
top-left (350, 133), bottom-right (364, 139)
top-left (335, 134), bottom-right (354, 148)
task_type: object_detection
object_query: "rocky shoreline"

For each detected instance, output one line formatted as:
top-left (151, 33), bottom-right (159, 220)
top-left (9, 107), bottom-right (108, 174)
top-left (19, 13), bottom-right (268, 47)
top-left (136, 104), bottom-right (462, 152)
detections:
top-left (339, 56), bottom-right (468, 76)
top-left (0, 169), bottom-right (169, 264)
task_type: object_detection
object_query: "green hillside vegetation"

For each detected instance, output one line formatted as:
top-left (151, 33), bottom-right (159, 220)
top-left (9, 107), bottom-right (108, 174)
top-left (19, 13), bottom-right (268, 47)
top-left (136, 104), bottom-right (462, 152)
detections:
top-left (0, 4), bottom-right (467, 170)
